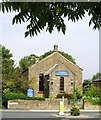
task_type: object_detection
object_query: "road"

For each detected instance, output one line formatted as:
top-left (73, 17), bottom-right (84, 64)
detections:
top-left (1, 110), bottom-right (101, 120)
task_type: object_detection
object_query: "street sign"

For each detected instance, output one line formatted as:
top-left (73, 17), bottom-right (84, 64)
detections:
top-left (56, 71), bottom-right (69, 76)
top-left (27, 88), bottom-right (34, 97)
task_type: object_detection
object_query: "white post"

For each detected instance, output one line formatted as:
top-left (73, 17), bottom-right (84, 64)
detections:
top-left (62, 96), bottom-right (64, 113)
top-left (59, 96), bottom-right (64, 115)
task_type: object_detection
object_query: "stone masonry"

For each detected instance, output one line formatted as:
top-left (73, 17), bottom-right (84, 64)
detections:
top-left (23, 45), bottom-right (83, 98)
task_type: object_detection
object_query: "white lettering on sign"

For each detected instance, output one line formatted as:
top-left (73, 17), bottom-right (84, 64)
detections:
top-left (8, 102), bottom-right (18, 105)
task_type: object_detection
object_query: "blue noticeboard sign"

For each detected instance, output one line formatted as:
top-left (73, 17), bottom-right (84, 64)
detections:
top-left (56, 71), bottom-right (69, 76)
top-left (27, 88), bottom-right (34, 97)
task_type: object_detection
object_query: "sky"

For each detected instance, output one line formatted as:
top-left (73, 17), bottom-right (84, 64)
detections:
top-left (0, 11), bottom-right (99, 81)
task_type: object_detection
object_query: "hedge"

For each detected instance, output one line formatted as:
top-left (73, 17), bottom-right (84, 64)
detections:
top-left (56, 93), bottom-right (74, 99)
top-left (3, 92), bottom-right (45, 100)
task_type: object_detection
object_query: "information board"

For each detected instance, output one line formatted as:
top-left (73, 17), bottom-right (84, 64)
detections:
top-left (27, 88), bottom-right (34, 97)
top-left (56, 70), bottom-right (69, 76)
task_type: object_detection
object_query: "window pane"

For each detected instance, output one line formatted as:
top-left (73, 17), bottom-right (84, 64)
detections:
top-left (60, 77), bottom-right (64, 91)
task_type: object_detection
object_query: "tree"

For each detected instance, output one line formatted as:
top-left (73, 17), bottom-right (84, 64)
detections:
top-left (92, 72), bottom-right (100, 81)
top-left (1, 45), bottom-right (15, 81)
top-left (1, 45), bottom-right (31, 95)
top-left (39, 50), bottom-right (76, 64)
top-left (0, 2), bottom-right (101, 37)
top-left (84, 85), bottom-right (101, 98)
top-left (19, 54), bottom-right (39, 71)
top-left (19, 50), bottom-right (76, 71)
top-left (83, 80), bottom-right (92, 94)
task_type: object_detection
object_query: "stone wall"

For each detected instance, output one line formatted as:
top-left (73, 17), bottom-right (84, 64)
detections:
top-left (8, 99), bottom-right (83, 110)
top-left (84, 100), bottom-right (101, 110)
top-left (8, 99), bottom-right (68, 110)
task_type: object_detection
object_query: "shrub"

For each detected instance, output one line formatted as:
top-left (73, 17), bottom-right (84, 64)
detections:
top-left (74, 88), bottom-right (82, 99)
top-left (83, 86), bottom-right (101, 105)
top-left (2, 92), bottom-right (45, 108)
top-left (3, 92), bottom-right (45, 100)
top-left (84, 96), bottom-right (101, 105)
top-left (84, 86), bottom-right (101, 98)
top-left (56, 93), bottom-right (74, 99)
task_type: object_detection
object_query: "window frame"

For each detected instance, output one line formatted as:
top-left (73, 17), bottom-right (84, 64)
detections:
top-left (39, 73), bottom-right (44, 92)
top-left (60, 77), bottom-right (64, 91)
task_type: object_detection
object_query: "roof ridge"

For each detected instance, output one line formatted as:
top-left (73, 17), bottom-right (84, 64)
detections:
top-left (56, 52), bottom-right (83, 70)
top-left (29, 51), bottom-right (82, 71)
top-left (29, 52), bottom-right (57, 69)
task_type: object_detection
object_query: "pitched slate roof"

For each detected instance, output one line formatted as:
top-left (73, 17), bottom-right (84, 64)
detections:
top-left (93, 73), bottom-right (101, 82)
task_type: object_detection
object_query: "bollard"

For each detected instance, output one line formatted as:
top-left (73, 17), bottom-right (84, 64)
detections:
top-left (62, 96), bottom-right (64, 112)
top-left (59, 96), bottom-right (64, 115)
top-left (59, 101), bottom-right (64, 115)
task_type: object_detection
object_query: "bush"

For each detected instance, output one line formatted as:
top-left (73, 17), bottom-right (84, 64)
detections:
top-left (3, 92), bottom-right (45, 100)
top-left (74, 88), bottom-right (82, 99)
top-left (2, 92), bottom-right (45, 108)
top-left (83, 86), bottom-right (101, 105)
top-left (84, 86), bottom-right (101, 98)
top-left (56, 93), bottom-right (74, 99)
top-left (84, 96), bottom-right (101, 105)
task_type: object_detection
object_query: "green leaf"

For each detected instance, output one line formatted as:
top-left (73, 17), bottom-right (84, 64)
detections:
top-left (25, 31), bottom-right (29, 38)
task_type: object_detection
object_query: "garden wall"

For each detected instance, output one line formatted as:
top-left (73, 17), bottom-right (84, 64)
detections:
top-left (84, 100), bottom-right (101, 110)
top-left (8, 99), bottom-right (83, 110)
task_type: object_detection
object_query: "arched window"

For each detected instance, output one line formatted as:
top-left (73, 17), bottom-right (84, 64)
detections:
top-left (39, 73), bottom-right (44, 91)
top-left (60, 77), bottom-right (64, 91)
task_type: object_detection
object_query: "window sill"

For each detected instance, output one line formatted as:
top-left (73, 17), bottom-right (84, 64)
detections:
top-left (38, 91), bottom-right (43, 94)
top-left (60, 91), bottom-right (65, 93)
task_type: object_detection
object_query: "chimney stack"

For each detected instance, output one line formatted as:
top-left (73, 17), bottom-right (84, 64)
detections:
top-left (54, 45), bottom-right (58, 52)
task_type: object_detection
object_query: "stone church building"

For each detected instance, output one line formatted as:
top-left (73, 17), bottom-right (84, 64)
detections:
top-left (24, 45), bottom-right (83, 98)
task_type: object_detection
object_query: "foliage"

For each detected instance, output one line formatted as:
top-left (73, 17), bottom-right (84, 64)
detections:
top-left (69, 104), bottom-right (80, 116)
top-left (84, 96), bottom-right (101, 105)
top-left (48, 95), bottom-right (53, 99)
top-left (3, 92), bottom-right (45, 100)
top-left (56, 93), bottom-right (74, 99)
top-left (75, 88), bottom-right (82, 99)
top-left (84, 85), bottom-right (101, 98)
top-left (19, 54), bottom-right (39, 71)
top-left (83, 80), bottom-right (92, 94)
top-left (92, 72), bottom-right (100, 81)
top-left (19, 50), bottom-right (76, 70)
top-left (59, 51), bottom-right (76, 64)
top-left (0, 45), bottom-right (2, 79)
top-left (2, 92), bottom-right (45, 108)
top-left (1, 45), bottom-right (31, 95)
top-left (0, 2), bottom-right (101, 37)
top-left (1, 45), bottom-right (15, 81)
top-left (83, 85), bottom-right (101, 105)
top-left (39, 51), bottom-right (54, 61)
top-left (73, 88), bottom-right (82, 104)
top-left (39, 50), bottom-right (76, 64)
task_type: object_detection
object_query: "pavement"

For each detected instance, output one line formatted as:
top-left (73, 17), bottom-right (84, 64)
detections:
top-left (0, 109), bottom-right (100, 112)
top-left (50, 113), bottom-right (98, 119)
